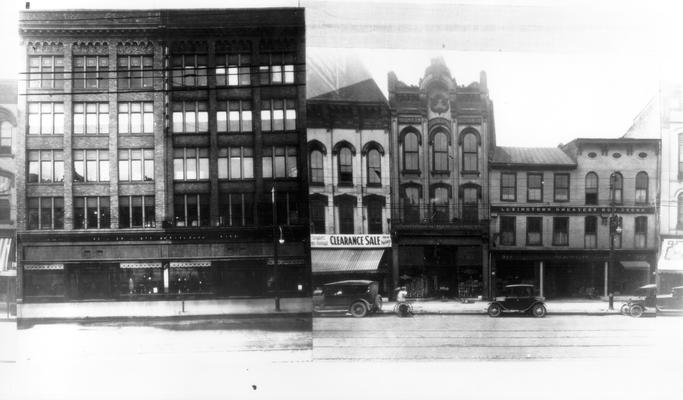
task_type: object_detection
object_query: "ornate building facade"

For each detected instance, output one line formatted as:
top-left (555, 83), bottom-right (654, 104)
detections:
top-left (17, 9), bottom-right (309, 319)
top-left (388, 59), bottom-right (495, 299)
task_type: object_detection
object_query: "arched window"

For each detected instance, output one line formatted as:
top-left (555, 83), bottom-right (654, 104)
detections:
top-left (585, 172), bottom-right (598, 205)
top-left (335, 195), bottom-right (356, 234)
top-left (367, 148), bottom-right (381, 185)
top-left (462, 132), bottom-right (478, 172)
top-left (403, 132), bottom-right (419, 171)
top-left (635, 172), bottom-right (648, 203)
top-left (338, 147), bottom-right (353, 185)
top-left (432, 186), bottom-right (449, 223)
top-left (402, 186), bottom-right (420, 224)
top-left (432, 131), bottom-right (448, 171)
top-left (0, 121), bottom-right (12, 154)
top-left (611, 172), bottom-right (623, 204)
top-left (309, 149), bottom-right (324, 185)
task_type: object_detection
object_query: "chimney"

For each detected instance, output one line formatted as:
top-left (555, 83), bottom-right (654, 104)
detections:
top-left (480, 70), bottom-right (488, 93)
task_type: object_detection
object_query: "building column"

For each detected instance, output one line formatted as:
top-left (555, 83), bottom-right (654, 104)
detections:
top-left (391, 240), bottom-right (399, 299)
top-left (481, 243), bottom-right (489, 300)
top-left (604, 261), bottom-right (609, 297)
top-left (539, 261), bottom-right (544, 298)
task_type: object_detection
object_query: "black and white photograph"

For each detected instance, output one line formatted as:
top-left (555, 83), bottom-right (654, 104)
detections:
top-left (0, 0), bottom-right (682, 399)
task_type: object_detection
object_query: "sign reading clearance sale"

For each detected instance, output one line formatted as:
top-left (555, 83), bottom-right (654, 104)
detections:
top-left (310, 234), bottom-right (392, 248)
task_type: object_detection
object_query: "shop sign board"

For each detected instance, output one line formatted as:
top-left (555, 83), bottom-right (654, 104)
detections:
top-left (310, 234), bottom-right (392, 248)
top-left (658, 239), bottom-right (683, 273)
top-left (491, 205), bottom-right (655, 215)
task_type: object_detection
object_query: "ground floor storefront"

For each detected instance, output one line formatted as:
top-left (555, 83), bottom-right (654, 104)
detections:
top-left (657, 238), bottom-right (683, 294)
top-left (16, 228), bottom-right (310, 318)
top-left (492, 250), bottom-right (656, 298)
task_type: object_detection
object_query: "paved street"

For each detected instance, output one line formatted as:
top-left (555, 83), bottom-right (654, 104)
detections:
top-left (313, 313), bottom-right (683, 361)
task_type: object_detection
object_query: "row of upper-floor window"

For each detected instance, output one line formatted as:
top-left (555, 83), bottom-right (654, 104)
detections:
top-left (309, 144), bottom-right (383, 187)
top-left (27, 146), bottom-right (298, 183)
top-left (309, 198), bottom-right (385, 235)
top-left (26, 191), bottom-right (301, 230)
top-left (498, 215), bottom-right (649, 249)
top-left (26, 101), bottom-right (297, 135)
top-left (27, 53), bottom-right (297, 89)
top-left (499, 171), bottom-right (651, 204)
top-left (400, 130), bottom-right (480, 173)
top-left (398, 183), bottom-right (482, 224)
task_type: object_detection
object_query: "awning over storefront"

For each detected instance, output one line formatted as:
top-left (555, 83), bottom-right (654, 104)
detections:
top-left (620, 261), bottom-right (650, 270)
top-left (0, 237), bottom-right (12, 272)
top-left (658, 239), bottom-right (683, 273)
top-left (25, 263), bottom-right (64, 270)
top-left (121, 262), bottom-right (162, 269)
top-left (170, 261), bottom-right (211, 268)
top-left (312, 249), bottom-right (385, 273)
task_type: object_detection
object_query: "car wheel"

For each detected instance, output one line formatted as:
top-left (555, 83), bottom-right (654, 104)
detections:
top-left (531, 303), bottom-right (546, 318)
top-left (350, 301), bottom-right (368, 318)
top-left (487, 303), bottom-right (502, 317)
top-left (373, 295), bottom-right (383, 312)
top-left (620, 304), bottom-right (630, 316)
top-left (629, 304), bottom-right (644, 318)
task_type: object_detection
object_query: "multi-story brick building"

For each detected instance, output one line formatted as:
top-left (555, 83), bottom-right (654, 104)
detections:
top-left (489, 138), bottom-right (659, 298)
top-left (0, 80), bottom-right (17, 316)
top-left (16, 8), bottom-right (309, 319)
top-left (307, 78), bottom-right (392, 293)
top-left (624, 83), bottom-right (683, 292)
top-left (388, 58), bottom-right (494, 299)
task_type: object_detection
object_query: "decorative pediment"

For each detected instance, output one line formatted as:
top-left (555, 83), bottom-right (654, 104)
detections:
top-left (72, 42), bottom-right (109, 55)
top-left (27, 41), bottom-right (64, 54)
top-left (116, 41), bottom-right (155, 55)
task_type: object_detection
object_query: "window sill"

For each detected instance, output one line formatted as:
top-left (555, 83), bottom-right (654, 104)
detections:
top-left (430, 170), bottom-right (450, 177)
top-left (500, 198), bottom-right (517, 202)
top-left (337, 183), bottom-right (354, 188)
top-left (366, 183), bottom-right (382, 188)
top-left (310, 182), bottom-right (325, 187)
top-left (402, 170), bottom-right (421, 176)
top-left (554, 199), bottom-right (570, 203)
top-left (461, 171), bottom-right (480, 176)
top-left (27, 182), bottom-right (65, 185)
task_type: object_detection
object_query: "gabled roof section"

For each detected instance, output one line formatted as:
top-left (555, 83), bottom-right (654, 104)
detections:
top-left (309, 78), bottom-right (388, 104)
top-left (491, 146), bottom-right (576, 169)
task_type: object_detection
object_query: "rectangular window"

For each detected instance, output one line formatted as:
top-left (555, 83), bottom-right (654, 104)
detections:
top-left (261, 99), bottom-right (296, 132)
top-left (216, 100), bottom-right (252, 133)
top-left (585, 216), bottom-right (597, 249)
top-left (117, 55), bottom-right (153, 89)
top-left (28, 55), bottom-right (64, 89)
top-left (172, 101), bottom-right (208, 134)
top-left (259, 52), bottom-right (296, 85)
top-left (262, 146), bottom-right (297, 179)
top-left (552, 217), bottom-right (569, 246)
top-left (367, 200), bottom-right (383, 234)
top-left (28, 102), bottom-right (64, 135)
top-left (554, 173), bottom-right (570, 202)
top-left (73, 55), bottom-right (108, 89)
top-left (118, 102), bottom-right (153, 134)
top-left (527, 173), bottom-right (543, 202)
top-left (27, 150), bottom-right (64, 183)
top-left (500, 216), bottom-right (516, 246)
top-left (73, 103), bottom-right (109, 135)
top-left (402, 187), bottom-right (420, 224)
top-left (635, 216), bottom-right (647, 248)
top-left (27, 197), bottom-right (63, 230)
top-left (174, 194), bottom-right (210, 227)
top-left (171, 54), bottom-right (207, 87)
top-left (271, 192), bottom-right (299, 225)
top-left (118, 149), bottom-right (154, 182)
top-left (73, 196), bottom-right (110, 229)
top-left (173, 148), bottom-right (209, 181)
top-left (338, 202), bottom-right (354, 234)
top-left (310, 199), bottom-right (326, 234)
top-left (217, 147), bottom-right (254, 180)
top-left (216, 53), bottom-right (251, 86)
top-left (462, 187), bottom-right (479, 224)
top-left (119, 196), bottom-right (155, 228)
top-left (218, 192), bottom-right (254, 227)
top-left (526, 217), bottom-right (542, 246)
top-left (500, 172), bottom-right (516, 201)
top-left (73, 149), bottom-right (109, 182)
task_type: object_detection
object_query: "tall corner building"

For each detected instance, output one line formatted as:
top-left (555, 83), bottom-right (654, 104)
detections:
top-left (16, 8), bottom-right (309, 319)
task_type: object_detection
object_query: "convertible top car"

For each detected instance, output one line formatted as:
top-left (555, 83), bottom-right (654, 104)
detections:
top-left (621, 284), bottom-right (683, 317)
top-left (487, 284), bottom-right (547, 318)
top-left (313, 280), bottom-right (382, 318)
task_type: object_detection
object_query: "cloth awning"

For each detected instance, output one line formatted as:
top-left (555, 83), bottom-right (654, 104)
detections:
top-left (0, 237), bottom-right (12, 272)
top-left (620, 261), bottom-right (650, 270)
top-left (658, 239), bottom-right (683, 273)
top-left (312, 249), bottom-right (385, 274)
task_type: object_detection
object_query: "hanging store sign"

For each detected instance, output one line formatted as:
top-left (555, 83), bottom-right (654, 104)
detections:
top-left (310, 234), bottom-right (392, 248)
top-left (120, 262), bottom-right (163, 269)
top-left (170, 261), bottom-right (211, 268)
top-left (491, 205), bottom-right (655, 215)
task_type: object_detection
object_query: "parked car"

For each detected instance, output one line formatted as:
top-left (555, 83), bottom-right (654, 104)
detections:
top-left (487, 284), bottom-right (547, 318)
top-left (622, 284), bottom-right (683, 317)
top-left (312, 280), bottom-right (383, 318)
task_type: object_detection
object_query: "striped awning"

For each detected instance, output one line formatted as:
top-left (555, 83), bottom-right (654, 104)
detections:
top-left (312, 249), bottom-right (385, 273)
top-left (121, 262), bottom-right (162, 269)
top-left (0, 237), bottom-right (12, 272)
top-left (170, 261), bottom-right (211, 268)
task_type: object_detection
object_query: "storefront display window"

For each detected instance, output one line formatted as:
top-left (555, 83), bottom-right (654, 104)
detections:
top-left (119, 264), bottom-right (163, 295)
top-left (24, 269), bottom-right (65, 298)
top-left (170, 265), bottom-right (213, 294)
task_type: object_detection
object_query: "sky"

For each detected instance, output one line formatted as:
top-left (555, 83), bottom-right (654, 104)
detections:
top-left (2, 0), bottom-right (682, 147)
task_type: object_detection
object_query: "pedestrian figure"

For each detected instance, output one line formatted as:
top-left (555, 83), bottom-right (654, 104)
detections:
top-left (394, 286), bottom-right (412, 317)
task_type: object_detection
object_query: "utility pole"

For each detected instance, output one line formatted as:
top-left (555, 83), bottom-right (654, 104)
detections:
top-left (608, 172), bottom-right (623, 302)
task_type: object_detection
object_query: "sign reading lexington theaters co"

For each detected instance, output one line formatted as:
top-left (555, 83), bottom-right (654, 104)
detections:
top-left (310, 234), bottom-right (392, 248)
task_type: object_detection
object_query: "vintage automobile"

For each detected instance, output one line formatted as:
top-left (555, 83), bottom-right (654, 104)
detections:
top-left (312, 280), bottom-right (383, 318)
top-left (487, 284), bottom-right (547, 318)
top-left (622, 284), bottom-right (683, 317)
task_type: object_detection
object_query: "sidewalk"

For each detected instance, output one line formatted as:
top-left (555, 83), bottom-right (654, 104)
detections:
top-left (381, 298), bottom-right (624, 316)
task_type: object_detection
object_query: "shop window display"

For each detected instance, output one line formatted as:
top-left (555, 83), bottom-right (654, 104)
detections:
top-left (170, 267), bottom-right (213, 294)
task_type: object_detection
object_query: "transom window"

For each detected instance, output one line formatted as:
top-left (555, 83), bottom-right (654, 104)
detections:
top-left (119, 195), bottom-right (155, 228)
top-left (262, 146), bottom-right (298, 179)
top-left (172, 101), bottom-right (208, 134)
top-left (527, 173), bottom-right (543, 202)
top-left (218, 147), bottom-right (254, 180)
top-left (73, 149), bottom-right (109, 182)
top-left (28, 55), bottom-right (64, 89)
top-left (73, 103), bottom-right (109, 135)
top-left (217, 100), bottom-right (252, 133)
top-left (118, 149), bottom-right (154, 182)
top-left (171, 54), bottom-right (207, 87)
top-left (173, 148), bottom-right (209, 181)
top-left (118, 102), bottom-right (154, 134)
top-left (73, 55), bottom-right (109, 89)
top-left (585, 172), bottom-right (598, 205)
top-left (27, 150), bottom-right (63, 183)
top-left (28, 102), bottom-right (64, 135)
top-left (261, 99), bottom-right (296, 131)
top-left (216, 53), bottom-right (251, 86)
top-left (554, 173), bottom-right (570, 202)
top-left (635, 172), bottom-right (648, 203)
top-left (501, 172), bottom-right (516, 201)
top-left (117, 55), bottom-right (153, 89)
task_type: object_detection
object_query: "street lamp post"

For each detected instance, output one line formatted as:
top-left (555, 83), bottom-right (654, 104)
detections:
top-left (272, 187), bottom-right (283, 311)
top-left (608, 172), bottom-right (623, 305)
